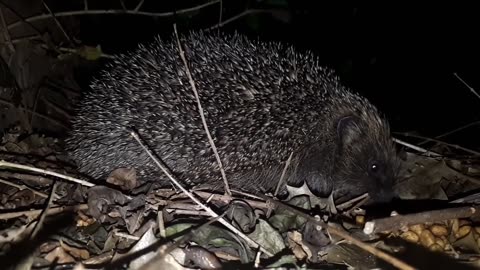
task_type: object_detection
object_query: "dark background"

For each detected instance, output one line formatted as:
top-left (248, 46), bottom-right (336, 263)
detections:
top-left (45, 1), bottom-right (480, 150)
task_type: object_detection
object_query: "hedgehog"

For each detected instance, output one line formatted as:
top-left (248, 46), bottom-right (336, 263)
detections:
top-left (64, 30), bottom-right (400, 204)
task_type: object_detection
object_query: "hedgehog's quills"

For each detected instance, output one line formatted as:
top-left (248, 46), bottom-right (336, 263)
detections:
top-left (65, 31), bottom-right (400, 204)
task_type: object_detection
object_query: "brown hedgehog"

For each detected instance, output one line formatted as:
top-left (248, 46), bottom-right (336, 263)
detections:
top-left (65, 31), bottom-right (400, 203)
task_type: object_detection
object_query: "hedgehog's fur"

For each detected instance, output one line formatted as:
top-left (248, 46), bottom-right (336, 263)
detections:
top-left (65, 31), bottom-right (400, 203)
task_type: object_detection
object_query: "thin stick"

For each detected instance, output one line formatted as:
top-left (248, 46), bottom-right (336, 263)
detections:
top-left (274, 151), bottom-right (294, 197)
top-left (429, 121), bottom-right (480, 141)
top-left (0, 178), bottom-right (48, 198)
top-left (208, 9), bottom-right (265, 30)
top-left (173, 24), bottom-right (231, 197)
top-left (454, 72), bottom-right (480, 100)
top-left (266, 198), bottom-right (416, 270)
top-left (114, 232), bottom-right (139, 241)
top-left (0, 160), bottom-right (94, 187)
top-left (0, 98), bottom-right (69, 129)
top-left (42, 1), bottom-right (74, 46)
top-left (39, 44), bottom-right (115, 59)
top-left (0, 7), bottom-right (15, 52)
top-left (157, 210), bottom-right (166, 238)
top-left (6, 1), bottom-right (220, 30)
top-left (30, 181), bottom-right (58, 239)
top-left (129, 130), bottom-right (273, 256)
top-left (171, 209), bottom-right (211, 216)
top-left (192, 191), bottom-right (268, 210)
top-left (395, 133), bottom-right (480, 156)
top-left (134, 0), bottom-right (144, 12)
top-left (336, 193), bottom-right (369, 211)
top-left (0, 1), bottom-right (44, 38)
top-left (0, 204), bottom-right (88, 220)
top-left (218, 0), bottom-right (223, 26)
top-left (393, 137), bottom-right (441, 157)
top-left (364, 205), bottom-right (480, 235)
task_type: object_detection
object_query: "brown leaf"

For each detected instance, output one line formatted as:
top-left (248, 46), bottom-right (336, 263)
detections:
top-left (44, 246), bottom-right (76, 264)
top-left (60, 239), bottom-right (90, 260)
top-left (287, 231), bottom-right (310, 260)
top-left (107, 167), bottom-right (138, 190)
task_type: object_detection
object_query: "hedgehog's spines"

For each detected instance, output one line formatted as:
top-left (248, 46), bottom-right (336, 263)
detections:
top-left (65, 30), bottom-right (398, 203)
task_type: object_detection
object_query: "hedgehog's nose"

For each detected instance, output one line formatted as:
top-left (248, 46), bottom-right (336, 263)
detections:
top-left (371, 188), bottom-right (395, 203)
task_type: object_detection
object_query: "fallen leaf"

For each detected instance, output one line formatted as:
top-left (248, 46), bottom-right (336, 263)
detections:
top-left (248, 219), bottom-right (285, 255)
top-left (44, 246), bottom-right (76, 264)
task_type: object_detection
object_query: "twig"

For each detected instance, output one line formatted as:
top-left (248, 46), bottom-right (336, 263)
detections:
top-left (40, 95), bottom-right (72, 119)
top-left (274, 151), bottom-right (294, 197)
top-left (363, 205), bottom-right (480, 235)
top-left (266, 197), bottom-right (416, 270)
top-left (0, 1), bottom-right (44, 38)
top-left (84, 0), bottom-right (88, 11)
top-left (134, 0), bottom-right (144, 12)
top-left (171, 209), bottom-right (211, 216)
top-left (157, 210), bottom-right (166, 238)
top-left (454, 72), bottom-right (480, 100)
top-left (129, 130), bottom-right (273, 256)
top-left (0, 178), bottom-right (48, 198)
top-left (42, 0), bottom-right (74, 46)
top-left (0, 204), bottom-right (88, 220)
top-left (395, 133), bottom-right (480, 156)
top-left (427, 121), bottom-right (480, 142)
top-left (218, 0), bottom-right (223, 26)
top-left (336, 193), bottom-right (369, 211)
top-left (114, 231), bottom-right (139, 241)
top-left (0, 171), bottom-right (54, 186)
top-left (192, 190), bottom-right (269, 210)
top-left (0, 160), bottom-right (94, 187)
top-left (393, 137), bottom-right (441, 157)
top-left (173, 24), bottom-right (231, 197)
top-left (119, 0), bottom-right (127, 11)
top-left (6, 1), bottom-right (220, 30)
top-left (0, 98), bottom-right (69, 129)
top-left (30, 181), bottom-right (58, 239)
top-left (137, 214), bottom-right (226, 270)
top-left (7, 35), bottom-right (43, 44)
top-left (207, 9), bottom-right (265, 30)
top-left (0, 7), bottom-right (15, 52)
top-left (30, 83), bottom-right (42, 129)
top-left (41, 44), bottom-right (115, 59)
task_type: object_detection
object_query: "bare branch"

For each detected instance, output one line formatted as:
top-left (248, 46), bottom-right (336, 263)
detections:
top-left (7, 0), bottom-right (220, 30)
top-left (173, 24), bottom-right (231, 197)
top-left (134, 0), bottom-right (144, 12)
top-left (42, 0), bottom-right (74, 46)
top-left (129, 129), bottom-right (273, 256)
top-left (0, 160), bottom-right (94, 187)
top-left (393, 137), bottom-right (442, 157)
top-left (454, 72), bottom-right (480, 100)
top-left (0, 7), bottom-right (15, 52)
top-left (0, 204), bottom-right (88, 220)
top-left (0, 178), bottom-right (48, 198)
top-left (30, 181), bottom-right (58, 239)
top-left (274, 151), bottom-right (294, 197)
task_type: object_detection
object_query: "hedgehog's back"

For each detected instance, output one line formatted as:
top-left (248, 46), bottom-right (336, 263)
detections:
top-left (65, 31), bottom-right (390, 194)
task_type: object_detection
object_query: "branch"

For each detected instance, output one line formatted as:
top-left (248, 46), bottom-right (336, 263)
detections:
top-left (6, 0), bottom-right (220, 31)
top-left (364, 205), bottom-right (480, 235)
top-left (129, 129), bottom-right (273, 257)
top-left (173, 24), bottom-right (231, 197)
top-left (0, 160), bottom-right (94, 187)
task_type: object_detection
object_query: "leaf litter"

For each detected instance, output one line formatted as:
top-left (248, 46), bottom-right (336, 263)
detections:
top-left (0, 125), bottom-right (479, 269)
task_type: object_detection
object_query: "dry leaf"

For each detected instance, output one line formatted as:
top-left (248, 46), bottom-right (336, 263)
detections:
top-left (44, 246), bottom-right (76, 264)
top-left (60, 240), bottom-right (90, 260)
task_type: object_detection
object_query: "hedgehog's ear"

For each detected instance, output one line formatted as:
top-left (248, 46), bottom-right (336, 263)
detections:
top-left (336, 115), bottom-right (362, 147)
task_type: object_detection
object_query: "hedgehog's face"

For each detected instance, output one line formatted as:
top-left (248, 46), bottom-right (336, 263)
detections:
top-left (308, 115), bottom-right (399, 204)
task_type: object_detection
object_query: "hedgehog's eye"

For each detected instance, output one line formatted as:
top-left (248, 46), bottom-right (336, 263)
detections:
top-left (369, 161), bottom-right (380, 174)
